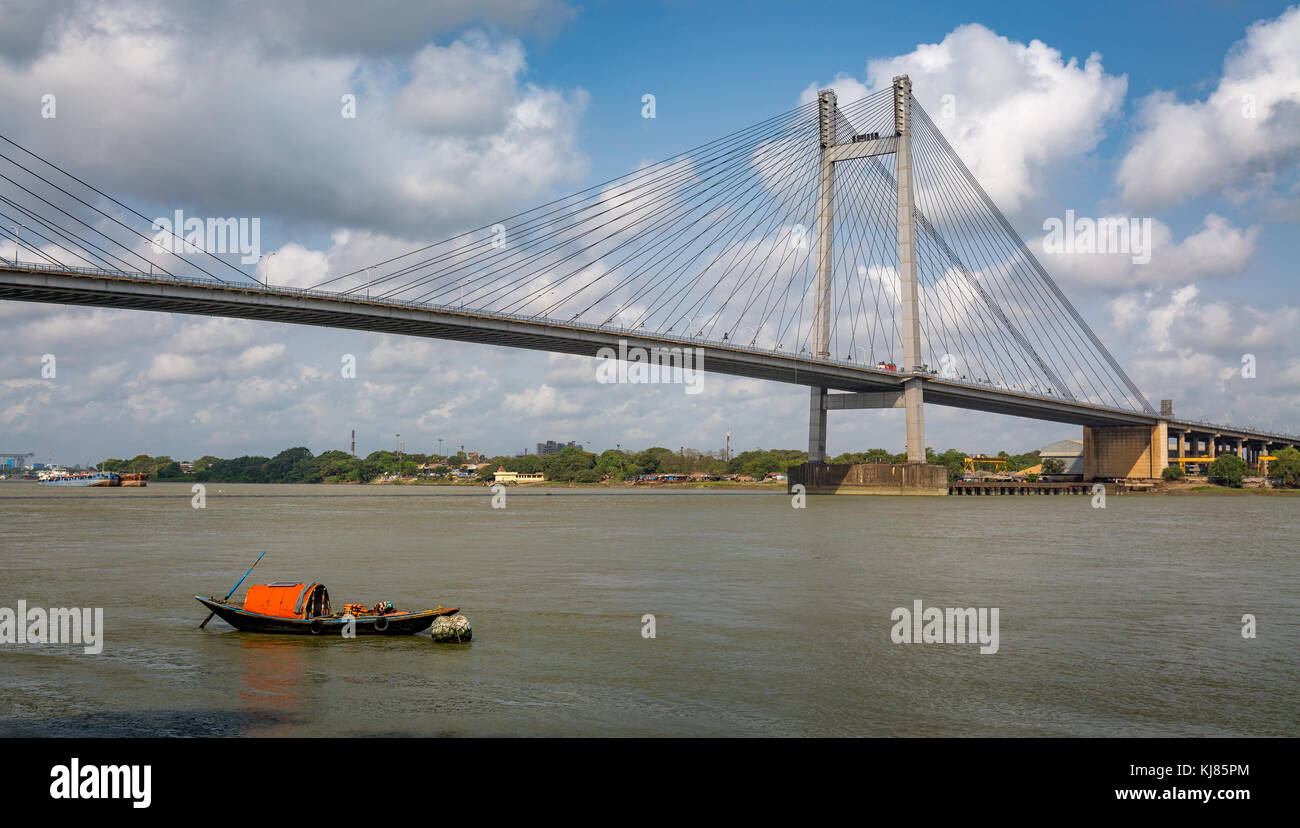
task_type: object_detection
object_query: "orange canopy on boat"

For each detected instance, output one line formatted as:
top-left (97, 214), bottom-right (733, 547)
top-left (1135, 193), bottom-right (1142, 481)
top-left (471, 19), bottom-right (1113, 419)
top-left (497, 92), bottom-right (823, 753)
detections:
top-left (242, 582), bottom-right (329, 619)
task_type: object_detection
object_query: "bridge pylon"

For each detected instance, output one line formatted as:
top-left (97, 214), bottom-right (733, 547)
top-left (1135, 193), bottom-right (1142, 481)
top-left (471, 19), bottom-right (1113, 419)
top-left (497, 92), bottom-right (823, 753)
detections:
top-left (808, 76), bottom-right (925, 464)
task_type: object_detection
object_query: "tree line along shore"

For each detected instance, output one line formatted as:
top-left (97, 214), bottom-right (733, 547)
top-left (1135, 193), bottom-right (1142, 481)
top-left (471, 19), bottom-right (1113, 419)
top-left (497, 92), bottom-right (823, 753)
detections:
top-left (96, 445), bottom-right (1300, 489)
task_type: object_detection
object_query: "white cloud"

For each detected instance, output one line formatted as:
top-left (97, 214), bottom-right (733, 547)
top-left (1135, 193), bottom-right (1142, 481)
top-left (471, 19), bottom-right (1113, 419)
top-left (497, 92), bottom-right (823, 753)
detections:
top-left (804, 24), bottom-right (1127, 213)
top-left (0, 14), bottom-right (589, 238)
top-left (145, 352), bottom-right (201, 382)
top-left (232, 343), bottom-right (287, 372)
top-left (121, 384), bottom-right (182, 423)
top-left (395, 34), bottom-right (525, 135)
top-left (1106, 285), bottom-right (1300, 417)
top-left (169, 317), bottom-right (258, 353)
top-left (233, 377), bottom-right (297, 407)
top-left (1116, 6), bottom-right (1300, 208)
top-left (1035, 214), bottom-right (1260, 289)
top-left (503, 383), bottom-right (581, 416)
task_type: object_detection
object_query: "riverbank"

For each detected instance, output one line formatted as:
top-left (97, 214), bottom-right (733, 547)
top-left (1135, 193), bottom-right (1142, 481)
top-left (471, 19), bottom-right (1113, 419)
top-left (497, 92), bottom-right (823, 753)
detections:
top-left (1158, 481), bottom-right (1300, 495)
top-left (371, 477), bottom-right (788, 491)
top-left (8, 477), bottom-right (1296, 494)
top-left (375, 478), bottom-right (1300, 495)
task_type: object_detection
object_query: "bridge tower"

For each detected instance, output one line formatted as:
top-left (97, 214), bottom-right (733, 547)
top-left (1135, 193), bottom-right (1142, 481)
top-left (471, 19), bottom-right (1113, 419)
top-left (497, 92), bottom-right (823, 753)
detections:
top-left (808, 76), bottom-right (926, 464)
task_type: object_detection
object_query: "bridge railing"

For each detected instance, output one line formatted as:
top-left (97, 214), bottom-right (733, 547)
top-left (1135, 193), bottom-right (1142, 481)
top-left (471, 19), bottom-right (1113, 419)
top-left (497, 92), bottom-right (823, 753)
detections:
top-left (7, 259), bottom-right (1298, 441)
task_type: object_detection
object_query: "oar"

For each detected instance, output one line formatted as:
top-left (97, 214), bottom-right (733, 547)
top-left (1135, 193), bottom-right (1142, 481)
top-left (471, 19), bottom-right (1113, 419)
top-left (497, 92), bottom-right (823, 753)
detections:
top-left (199, 551), bottom-right (266, 629)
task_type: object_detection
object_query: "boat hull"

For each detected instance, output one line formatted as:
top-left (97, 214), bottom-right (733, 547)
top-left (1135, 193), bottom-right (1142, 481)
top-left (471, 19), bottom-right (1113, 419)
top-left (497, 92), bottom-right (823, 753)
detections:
top-left (40, 472), bottom-right (121, 487)
top-left (194, 596), bottom-right (454, 635)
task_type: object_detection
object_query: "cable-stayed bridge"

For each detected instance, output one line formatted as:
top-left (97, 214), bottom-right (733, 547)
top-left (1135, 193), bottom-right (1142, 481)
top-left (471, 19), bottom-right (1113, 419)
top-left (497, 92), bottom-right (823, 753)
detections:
top-left (0, 77), bottom-right (1293, 480)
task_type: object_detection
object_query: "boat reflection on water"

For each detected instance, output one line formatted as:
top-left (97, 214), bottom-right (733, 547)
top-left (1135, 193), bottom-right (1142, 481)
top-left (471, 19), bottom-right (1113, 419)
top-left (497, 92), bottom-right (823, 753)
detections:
top-left (236, 636), bottom-right (308, 736)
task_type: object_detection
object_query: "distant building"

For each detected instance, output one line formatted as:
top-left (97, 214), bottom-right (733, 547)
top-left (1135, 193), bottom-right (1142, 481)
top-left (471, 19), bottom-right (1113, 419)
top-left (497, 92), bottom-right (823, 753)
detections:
top-left (179, 461), bottom-right (194, 474)
top-left (493, 466), bottom-right (545, 483)
top-left (1040, 439), bottom-right (1084, 479)
top-left (536, 440), bottom-right (578, 456)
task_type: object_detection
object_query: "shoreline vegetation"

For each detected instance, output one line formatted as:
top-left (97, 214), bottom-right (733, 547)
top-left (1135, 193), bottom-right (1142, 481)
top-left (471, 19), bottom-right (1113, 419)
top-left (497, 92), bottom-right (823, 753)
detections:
top-left (100, 446), bottom-right (1030, 485)
top-left (88, 444), bottom-right (1300, 494)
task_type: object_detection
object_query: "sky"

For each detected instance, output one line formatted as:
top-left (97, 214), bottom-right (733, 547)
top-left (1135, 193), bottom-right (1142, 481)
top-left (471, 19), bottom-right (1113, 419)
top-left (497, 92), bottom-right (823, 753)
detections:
top-left (0, 0), bottom-right (1297, 465)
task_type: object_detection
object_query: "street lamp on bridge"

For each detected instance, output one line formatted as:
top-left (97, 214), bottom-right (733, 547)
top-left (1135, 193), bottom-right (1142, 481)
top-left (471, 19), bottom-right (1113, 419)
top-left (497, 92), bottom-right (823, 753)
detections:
top-left (259, 252), bottom-right (275, 287)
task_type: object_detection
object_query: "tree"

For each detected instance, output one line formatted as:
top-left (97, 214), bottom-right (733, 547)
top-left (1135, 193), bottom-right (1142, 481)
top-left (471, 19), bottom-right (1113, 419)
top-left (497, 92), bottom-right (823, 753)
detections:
top-left (830, 448), bottom-right (896, 465)
top-left (1208, 454), bottom-right (1247, 488)
top-left (542, 445), bottom-right (597, 480)
top-left (595, 449), bottom-right (628, 479)
top-left (154, 460), bottom-right (183, 479)
top-left (1004, 450), bottom-right (1041, 473)
top-left (1162, 465), bottom-right (1185, 481)
top-left (1267, 446), bottom-right (1300, 487)
top-left (192, 455), bottom-right (220, 474)
top-left (930, 448), bottom-right (966, 482)
top-left (267, 447), bottom-right (313, 482)
top-left (1041, 458), bottom-right (1065, 475)
top-left (637, 447), bottom-right (675, 474)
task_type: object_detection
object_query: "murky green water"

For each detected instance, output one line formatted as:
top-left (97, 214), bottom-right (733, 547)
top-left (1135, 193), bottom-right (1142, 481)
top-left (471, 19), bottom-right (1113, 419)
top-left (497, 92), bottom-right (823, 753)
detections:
top-left (0, 481), bottom-right (1295, 736)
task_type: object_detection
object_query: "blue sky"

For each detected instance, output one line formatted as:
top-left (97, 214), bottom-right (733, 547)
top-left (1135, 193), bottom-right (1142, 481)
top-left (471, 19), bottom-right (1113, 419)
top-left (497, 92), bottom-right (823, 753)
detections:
top-left (0, 0), bottom-right (1297, 463)
top-left (536, 0), bottom-right (1281, 164)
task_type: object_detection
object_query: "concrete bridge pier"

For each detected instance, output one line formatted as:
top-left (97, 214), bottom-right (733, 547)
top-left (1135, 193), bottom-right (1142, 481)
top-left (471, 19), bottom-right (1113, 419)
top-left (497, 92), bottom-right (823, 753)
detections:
top-left (807, 387), bottom-right (827, 463)
top-left (1082, 422), bottom-right (1168, 481)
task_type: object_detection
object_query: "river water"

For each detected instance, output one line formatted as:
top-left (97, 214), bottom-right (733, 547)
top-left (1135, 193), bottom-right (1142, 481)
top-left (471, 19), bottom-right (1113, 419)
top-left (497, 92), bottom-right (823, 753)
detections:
top-left (0, 482), bottom-right (1295, 737)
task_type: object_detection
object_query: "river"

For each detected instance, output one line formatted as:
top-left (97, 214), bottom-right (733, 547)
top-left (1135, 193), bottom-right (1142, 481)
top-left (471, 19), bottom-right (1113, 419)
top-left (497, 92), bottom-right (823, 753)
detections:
top-left (0, 482), bottom-right (1295, 736)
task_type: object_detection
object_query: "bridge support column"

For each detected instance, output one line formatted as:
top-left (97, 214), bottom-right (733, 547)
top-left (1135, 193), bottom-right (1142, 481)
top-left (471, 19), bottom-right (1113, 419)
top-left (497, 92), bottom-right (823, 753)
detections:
top-left (807, 387), bottom-right (828, 463)
top-left (894, 75), bottom-right (926, 464)
top-left (807, 89), bottom-right (837, 465)
top-left (1082, 422), bottom-right (1168, 481)
top-left (903, 377), bottom-right (925, 462)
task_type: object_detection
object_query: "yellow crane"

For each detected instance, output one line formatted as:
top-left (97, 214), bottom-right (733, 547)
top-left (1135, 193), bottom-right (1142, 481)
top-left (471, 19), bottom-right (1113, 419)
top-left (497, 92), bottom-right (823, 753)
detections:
top-left (1170, 455), bottom-right (1276, 473)
top-left (963, 455), bottom-right (1008, 474)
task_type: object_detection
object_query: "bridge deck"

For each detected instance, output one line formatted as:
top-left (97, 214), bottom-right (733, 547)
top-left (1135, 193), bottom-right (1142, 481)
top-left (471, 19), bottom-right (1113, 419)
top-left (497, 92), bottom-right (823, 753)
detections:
top-left (1, 263), bottom-right (1295, 442)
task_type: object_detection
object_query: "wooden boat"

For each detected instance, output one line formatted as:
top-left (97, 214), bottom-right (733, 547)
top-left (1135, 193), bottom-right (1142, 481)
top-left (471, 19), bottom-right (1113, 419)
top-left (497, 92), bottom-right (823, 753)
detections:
top-left (194, 581), bottom-right (457, 635)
